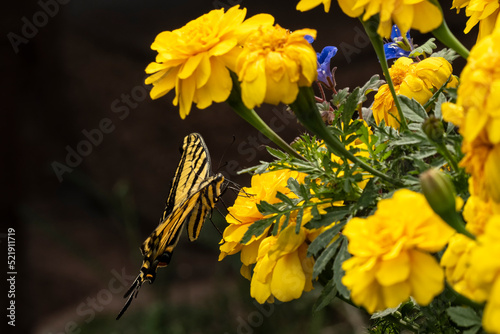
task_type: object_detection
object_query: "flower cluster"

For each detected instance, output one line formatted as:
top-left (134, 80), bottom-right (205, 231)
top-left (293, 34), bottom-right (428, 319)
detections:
top-left (219, 169), bottom-right (337, 303)
top-left (297, 0), bottom-right (442, 38)
top-left (141, 2), bottom-right (500, 332)
top-left (342, 189), bottom-right (454, 313)
top-left (442, 31), bottom-right (500, 204)
top-left (373, 56), bottom-right (457, 129)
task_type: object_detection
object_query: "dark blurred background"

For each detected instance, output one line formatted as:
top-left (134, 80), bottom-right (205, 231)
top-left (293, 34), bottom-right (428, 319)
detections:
top-left (2, 1), bottom-right (474, 333)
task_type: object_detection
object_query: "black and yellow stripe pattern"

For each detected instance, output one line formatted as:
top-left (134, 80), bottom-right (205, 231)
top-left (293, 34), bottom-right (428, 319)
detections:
top-left (117, 133), bottom-right (225, 319)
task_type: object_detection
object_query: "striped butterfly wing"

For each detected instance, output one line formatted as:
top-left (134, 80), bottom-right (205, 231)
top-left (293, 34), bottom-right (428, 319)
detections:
top-left (117, 133), bottom-right (224, 319)
top-left (162, 133), bottom-right (211, 220)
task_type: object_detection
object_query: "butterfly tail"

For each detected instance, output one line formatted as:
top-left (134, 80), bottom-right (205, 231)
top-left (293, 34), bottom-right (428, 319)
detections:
top-left (116, 272), bottom-right (144, 320)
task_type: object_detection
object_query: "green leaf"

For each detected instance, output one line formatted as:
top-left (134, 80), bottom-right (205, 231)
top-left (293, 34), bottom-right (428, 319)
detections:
top-left (431, 48), bottom-right (460, 63)
top-left (307, 225), bottom-right (341, 257)
top-left (295, 207), bottom-right (303, 234)
top-left (241, 218), bottom-right (272, 244)
top-left (399, 95), bottom-right (427, 123)
top-left (313, 237), bottom-right (343, 278)
top-left (331, 87), bottom-right (350, 108)
top-left (306, 208), bottom-right (350, 229)
top-left (447, 306), bottom-right (482, 328)
top-left (409, 38), bottom-right (436, 57)
top-left (275, 191), bottom-right (294, 207)
top-left (359, 74), bottom-right (384, 101)
top-left (371, 304), bottom-right (404, 319)
top-left (342, 87), bottom-right (361, 126)
top-left (333, 236), bottom-right (350, 299)
top-left (355, 178), bottom-right (379, 210)
top-left (463, 325), bottom-right (482, 334)
top-left (256, 200), bottom-right (281, 214)
top-left (266, 146), bottom-right (287, 160)
top-left (433, 93), bottom-right (446, 120)
top-left (313, 278), bottom-right (338, 313)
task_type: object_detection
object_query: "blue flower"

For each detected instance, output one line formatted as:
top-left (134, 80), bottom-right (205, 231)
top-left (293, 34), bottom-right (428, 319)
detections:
top-left (317, 46), bottom-right (337, 86)
top-left (304, 34), bottom-right (315, 43)
top-left (383, 25), bottom-right (411, 60)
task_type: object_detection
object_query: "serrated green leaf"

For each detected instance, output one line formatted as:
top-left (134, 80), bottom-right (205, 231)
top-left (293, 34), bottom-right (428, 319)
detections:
top-left (331, 87), bottom-right (350, 107)
top-left (434, 93), bottom-right (446, 120)
top-left (333, 236), bottom-right (350, 299)
top-left (295, 207), bottom-right (303, 234)
top-left (266, 146), bottom-right (287, 160)
top-left (307, 225), bottom-right (341, 257)
top-left (356, 178), bottom-right (378, 210)
top-left (313, 278), bottom-right (338, 313)
top-left (343, 87), bottom-right (361, 125)
top-left (447, 306), bottom-right (482, 328)
top-left (399, 95), bottom-right (427, 123)
top-left (306, 209), bottom-right (350, 229)
top-left (371, 304), bottom-right (403, 319)
top-left (313, 237), bottom-right (342, 278)
top-left (241, 218), bottom-right (272, 244)
top-left (256, 200), bottom-right (281, 214)
top-left (275, 191), bottom-right (294, 207)
top-left (409, 38), bottom-right (436, 57)
top-left (431, 48), bottom-right (459, 63)
top-left (287, 178), bottom-right (302, 198)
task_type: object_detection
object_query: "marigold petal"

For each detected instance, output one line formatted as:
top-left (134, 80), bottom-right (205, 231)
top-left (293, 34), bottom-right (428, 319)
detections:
top-left (376, 251), bottom-right (410, 286)
top-left (251, 273), bottom-right (272, 304)
top-left (408, 250), bottom-right (444, 305)
top-left (270, 251), bottom-right (306, 302)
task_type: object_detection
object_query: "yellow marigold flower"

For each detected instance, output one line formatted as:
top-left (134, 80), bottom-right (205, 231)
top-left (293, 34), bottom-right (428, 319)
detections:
top-left (452, 0), bottom-right (500, 40)
top-left (219, 169), bottom-right (306, 267)
top-left (466, 215), bottom-right (500, 333)
top-left (296, 0), bottom-right (332, 12)
top-left (250, 207), bottom-right (336, 304)
top-left (440, 191), bottom-right (493, 301)
top-left (342, 189), bottom-right (454, 313)
top-left (145, 6), bottom-right (273, 118)
top-left (235, 24), bottom-right (317, 109)
top-left (337, 0), bottom-right (442, 38)
top-left (373, 57), bottom-right (456, 129)
top-left (250, 224), bottom-right (314, 304)
top-left (443, 32), bottom-right (500, 202)
top-left (448, 31), bottom-right (500, 145)
top-left (440, 233), bottom-right (481, 300)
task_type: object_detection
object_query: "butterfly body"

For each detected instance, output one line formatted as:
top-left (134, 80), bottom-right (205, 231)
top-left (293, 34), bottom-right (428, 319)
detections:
top-left (117, 133), bottom-right (225, 319)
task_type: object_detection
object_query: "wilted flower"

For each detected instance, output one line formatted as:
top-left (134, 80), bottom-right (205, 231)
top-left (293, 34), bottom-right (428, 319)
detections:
top-left (342, 189), bottom-right (454, 313)
top-left (373, 57), bottom-right (457, 129)
top-left (236, 24), bottom-right (318, 109)
top-left (145, 6), bottom-right (273, 118)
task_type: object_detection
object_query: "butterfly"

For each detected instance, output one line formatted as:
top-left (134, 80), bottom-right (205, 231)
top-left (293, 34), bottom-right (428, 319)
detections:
top-left (117, 133), bottom-right (225, 319)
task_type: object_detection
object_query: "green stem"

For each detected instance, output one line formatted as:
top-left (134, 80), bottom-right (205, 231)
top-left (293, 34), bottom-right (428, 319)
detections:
top-left (360, 17), bottom-right (408, 132)
top-left (435, 142), bottom-right (460, 173)
top-left (226, 71), bottom-right (306, 161)
top-left (290, 86), bottom-right (404, 187)
top-left (429, 0), bottom-right (470, 59)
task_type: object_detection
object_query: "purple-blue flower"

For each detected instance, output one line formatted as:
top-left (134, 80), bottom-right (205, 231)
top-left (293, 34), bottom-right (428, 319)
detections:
top-left (383, 25), bottom-right (411, 60)
top-left (317, 46), bottom-right (337, 86)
